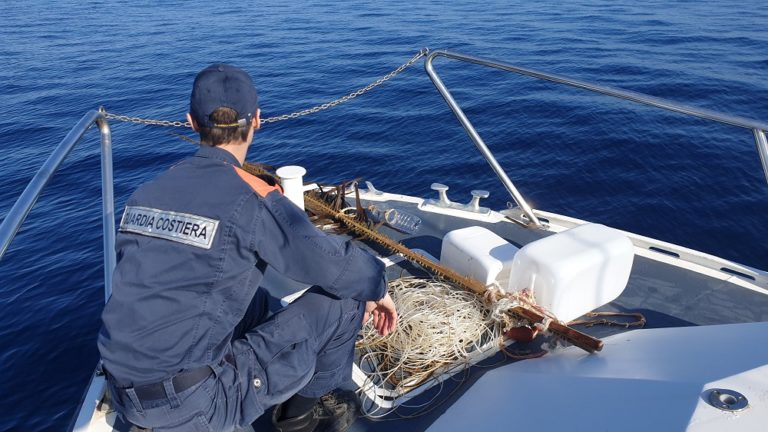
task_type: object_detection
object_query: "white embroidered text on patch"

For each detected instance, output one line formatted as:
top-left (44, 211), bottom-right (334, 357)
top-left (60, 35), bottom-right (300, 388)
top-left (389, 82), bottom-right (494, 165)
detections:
top-left (119, 206), bottom-right (219, 249)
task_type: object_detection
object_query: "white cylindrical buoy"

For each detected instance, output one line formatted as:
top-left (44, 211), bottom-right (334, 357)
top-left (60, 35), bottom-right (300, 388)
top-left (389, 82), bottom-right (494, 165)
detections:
top-left (276, 165), bottom-right (307, 210)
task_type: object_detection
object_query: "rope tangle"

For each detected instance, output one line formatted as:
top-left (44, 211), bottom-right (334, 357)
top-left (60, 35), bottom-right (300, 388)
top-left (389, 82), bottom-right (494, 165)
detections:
top-left (355, 277), bottom-right (508, 418)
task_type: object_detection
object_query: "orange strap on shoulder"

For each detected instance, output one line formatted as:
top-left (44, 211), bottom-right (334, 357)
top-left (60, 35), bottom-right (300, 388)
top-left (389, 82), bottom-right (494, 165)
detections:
top-left (234, 166), bottom-right (283, 198)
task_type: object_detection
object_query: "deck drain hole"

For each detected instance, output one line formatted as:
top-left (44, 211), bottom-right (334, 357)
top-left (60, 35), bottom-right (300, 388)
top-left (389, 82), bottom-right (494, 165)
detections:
top-left (719, 267), bottom-right (756, 281)
top-left (648, 246), bottom-right (679, 258)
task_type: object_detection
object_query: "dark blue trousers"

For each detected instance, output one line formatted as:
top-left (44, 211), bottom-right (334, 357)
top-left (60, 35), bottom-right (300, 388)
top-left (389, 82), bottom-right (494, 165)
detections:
top-left (109, 287), bottom-right (364, 431)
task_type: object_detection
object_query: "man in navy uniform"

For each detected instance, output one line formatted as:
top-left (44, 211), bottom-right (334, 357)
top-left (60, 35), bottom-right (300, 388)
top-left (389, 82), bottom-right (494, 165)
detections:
top-left (98, 64), bottom-right (397, 432)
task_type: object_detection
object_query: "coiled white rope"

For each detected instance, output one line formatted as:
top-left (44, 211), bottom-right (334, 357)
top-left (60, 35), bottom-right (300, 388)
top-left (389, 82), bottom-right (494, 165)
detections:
top-left (355, 277), bottom-right (517, 417)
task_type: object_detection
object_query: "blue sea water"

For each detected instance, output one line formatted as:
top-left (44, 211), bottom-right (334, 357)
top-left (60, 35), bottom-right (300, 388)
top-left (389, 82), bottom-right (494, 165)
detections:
top-left (0, 1), bottom-right (767, 430)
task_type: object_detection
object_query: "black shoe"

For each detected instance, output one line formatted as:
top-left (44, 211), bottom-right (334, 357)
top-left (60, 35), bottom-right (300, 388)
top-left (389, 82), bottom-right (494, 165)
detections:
top-left (315, 390), bottom-right (359, 432)
top-left (272, 404), bottom-right (320, 432)
top-left (272, 390), bottom-right (359, 432)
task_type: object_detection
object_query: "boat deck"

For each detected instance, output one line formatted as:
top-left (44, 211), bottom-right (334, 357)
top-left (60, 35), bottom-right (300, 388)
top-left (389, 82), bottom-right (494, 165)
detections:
top-left (74, 194), bottom-right (768, 431)
top-left (255, 195), bottom-right (768, 431)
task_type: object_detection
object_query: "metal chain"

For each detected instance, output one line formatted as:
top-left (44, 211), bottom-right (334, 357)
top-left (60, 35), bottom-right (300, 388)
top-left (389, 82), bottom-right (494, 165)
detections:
top-left (101, 113), bottom-right (190, 128)
top-left (103, 48), bottom-right (429, 128)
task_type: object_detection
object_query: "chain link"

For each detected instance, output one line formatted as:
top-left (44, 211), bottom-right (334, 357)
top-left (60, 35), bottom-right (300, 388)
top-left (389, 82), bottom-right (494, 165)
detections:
top-left (103, 48), bottom-right (429, 128)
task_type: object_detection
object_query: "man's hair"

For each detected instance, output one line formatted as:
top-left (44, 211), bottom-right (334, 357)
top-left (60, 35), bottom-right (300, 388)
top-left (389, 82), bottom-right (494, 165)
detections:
top-left (198, 107), bottom-right (252, 146)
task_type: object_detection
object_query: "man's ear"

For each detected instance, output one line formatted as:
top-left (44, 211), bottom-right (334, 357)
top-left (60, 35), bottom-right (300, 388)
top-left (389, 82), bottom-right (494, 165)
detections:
top-left (253, 109), bottom-right (261, 130)
top-left (187, 113), bottom-right (199, 132)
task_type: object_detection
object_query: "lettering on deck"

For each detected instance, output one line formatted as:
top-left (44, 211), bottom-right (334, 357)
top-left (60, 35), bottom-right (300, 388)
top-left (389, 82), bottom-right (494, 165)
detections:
top-left (119, 206), bottom-right (219, 249)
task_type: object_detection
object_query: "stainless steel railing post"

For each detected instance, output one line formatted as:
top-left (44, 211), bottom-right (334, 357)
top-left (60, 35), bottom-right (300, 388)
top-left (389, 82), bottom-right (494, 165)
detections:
top-left (97, 109), bottom-right (116, 302)
top-left (0, 109), bottom-right (116, 303)
top-left (423, 49), bottom-right (768, 216)
top-left (425, 51), bottom-right (543, 227)
top-left (754, 129), bottom-right (768, 187)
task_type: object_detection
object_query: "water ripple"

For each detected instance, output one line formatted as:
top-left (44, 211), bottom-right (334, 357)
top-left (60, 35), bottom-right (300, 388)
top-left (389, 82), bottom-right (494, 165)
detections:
top-left (1, 0), bottom-right (767, 429)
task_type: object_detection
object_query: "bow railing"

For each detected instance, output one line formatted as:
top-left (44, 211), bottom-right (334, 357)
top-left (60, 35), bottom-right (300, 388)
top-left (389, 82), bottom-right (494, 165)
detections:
top-left (425, 50), bottom-right (768, 227)
top-left (0, 109), bottom-right (116, 302)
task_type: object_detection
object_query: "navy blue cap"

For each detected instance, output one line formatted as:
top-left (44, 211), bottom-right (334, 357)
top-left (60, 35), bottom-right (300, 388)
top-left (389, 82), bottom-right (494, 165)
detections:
top-left (189, 64), bottom-right (259, 128)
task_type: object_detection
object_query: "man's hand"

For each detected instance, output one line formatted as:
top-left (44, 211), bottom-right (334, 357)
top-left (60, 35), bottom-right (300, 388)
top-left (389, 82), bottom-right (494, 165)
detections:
top-left (363, 293), bottom-right (398, 337)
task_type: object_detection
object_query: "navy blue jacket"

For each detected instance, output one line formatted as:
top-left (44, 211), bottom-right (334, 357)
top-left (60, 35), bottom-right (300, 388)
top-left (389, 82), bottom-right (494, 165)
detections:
top-left (98, 145), bottom-right (386, 386)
